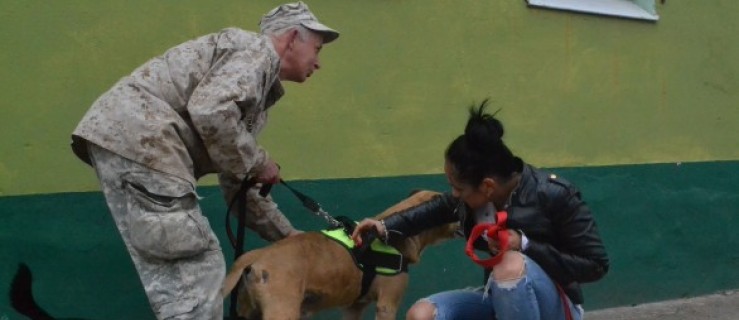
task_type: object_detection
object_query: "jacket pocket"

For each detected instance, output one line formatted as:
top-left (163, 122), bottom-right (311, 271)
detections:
top-left (123, 171), bottom-right (212, 260)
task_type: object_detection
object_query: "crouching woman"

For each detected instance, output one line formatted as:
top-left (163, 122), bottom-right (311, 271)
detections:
top-left (352, 101), bottom-right (609, 320)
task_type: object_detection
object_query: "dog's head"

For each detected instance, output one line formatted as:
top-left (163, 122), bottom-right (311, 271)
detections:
top-left (374, 190), bottom-right (459, 264)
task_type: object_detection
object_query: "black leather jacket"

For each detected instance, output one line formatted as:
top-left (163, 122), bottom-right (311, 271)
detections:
top-left (382, 164), bottom-right (609, 305)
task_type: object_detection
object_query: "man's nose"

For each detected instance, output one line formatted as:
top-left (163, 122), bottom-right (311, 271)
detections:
top-left (314, 58), bottom-right (321, 70)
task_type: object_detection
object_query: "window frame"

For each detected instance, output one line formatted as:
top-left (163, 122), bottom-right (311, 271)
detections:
top-left (526, 0), bottom-right (659, 22)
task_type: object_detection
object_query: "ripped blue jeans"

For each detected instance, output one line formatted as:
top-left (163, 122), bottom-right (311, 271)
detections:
top-left (421, 255), bottom-right (582, 320)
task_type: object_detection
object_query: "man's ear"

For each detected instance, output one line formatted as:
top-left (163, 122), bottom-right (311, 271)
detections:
top-left (286, 28), bottom-right (299, 49)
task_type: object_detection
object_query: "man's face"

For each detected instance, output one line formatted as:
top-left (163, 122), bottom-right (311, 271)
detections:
top-left (283, 30), bottom-right (324, 83)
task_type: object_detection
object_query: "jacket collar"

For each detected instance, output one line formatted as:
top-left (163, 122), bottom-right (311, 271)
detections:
top-left (507, 164), bottom-right (534, 208)
top-left (264, 80), bottom-right (284, 110)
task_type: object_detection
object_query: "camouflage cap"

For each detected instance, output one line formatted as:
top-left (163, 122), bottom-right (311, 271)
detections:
top-left (259, 1), bottom-right (339, 43)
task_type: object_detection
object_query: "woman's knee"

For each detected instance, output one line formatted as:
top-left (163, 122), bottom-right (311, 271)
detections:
top-left (492, 251), bottom-right (526, 282)
top-left (406, 300), bottom-right (436, 320)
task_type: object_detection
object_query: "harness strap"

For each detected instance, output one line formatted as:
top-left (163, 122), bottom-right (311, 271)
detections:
top-left (357, 254), bottom-right (376, 298)
top-left (323, 220), bottom-right (408, 274)
top-left (351, 246), bottom-right (409, 297)
top-left (321, 226), bottom-right (408, 299)
top-left (361, 250), bottom-right (408, 273)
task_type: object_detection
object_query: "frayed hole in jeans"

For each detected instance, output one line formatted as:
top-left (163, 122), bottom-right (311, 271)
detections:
top-left (494, 277), bottom-right (523, 290)
top-left (492, 263), bottom-right (527, 290)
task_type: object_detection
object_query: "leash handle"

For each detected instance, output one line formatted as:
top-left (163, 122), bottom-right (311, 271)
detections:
top-left (258, 163), bottom-right (280, 197)
top-left (258, 182), bottom-right (273, 197)
top-left (225, 179), bottom-right (275, 249)
top-left (225, 178), bottom-right (257, 249)
top-left (226, 177), bottom-right (258, 319)
top-left (465, 211), bottom-right (509, 269)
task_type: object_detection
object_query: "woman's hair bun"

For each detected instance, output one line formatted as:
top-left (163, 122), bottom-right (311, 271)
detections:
top-left (464, 99), bottom-right (504, 152)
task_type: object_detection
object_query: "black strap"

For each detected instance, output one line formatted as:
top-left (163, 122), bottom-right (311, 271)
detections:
top-left (361, 250), bottom-right (408, 273)
top-left (225, 178), bottom-right (259, 320)
top-left (225, 179), bottom-right (256, 250)
top-left (358, 260), bottom-right (377, 298)
top-left (350, 232), bottom-right (408, 298)
top-left (352, 246), bottom-right (408, 298)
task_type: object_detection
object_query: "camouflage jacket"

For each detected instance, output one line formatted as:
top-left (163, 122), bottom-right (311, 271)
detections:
top-left (72, 28), bottom-right (296, 240)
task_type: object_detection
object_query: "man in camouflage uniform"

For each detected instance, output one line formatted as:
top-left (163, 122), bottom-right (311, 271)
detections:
top-left (70, 2), bottom-right (339, 319)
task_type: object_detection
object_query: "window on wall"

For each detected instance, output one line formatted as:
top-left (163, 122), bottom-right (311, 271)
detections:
top-left (526, 0), bottom-right (659, 21)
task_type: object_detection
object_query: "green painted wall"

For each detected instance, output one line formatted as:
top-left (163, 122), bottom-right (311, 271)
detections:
top-left (0, 1), bottom-right (737, 196)
top-left (1, 162), bottom-right (738, 319)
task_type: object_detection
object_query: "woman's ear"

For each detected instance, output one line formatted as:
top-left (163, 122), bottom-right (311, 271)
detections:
top-left (481, 177), bottom-right (496, 199)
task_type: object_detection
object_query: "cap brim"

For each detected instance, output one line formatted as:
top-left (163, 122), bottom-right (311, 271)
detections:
top-left (301, 21), bottom-right (339, 44)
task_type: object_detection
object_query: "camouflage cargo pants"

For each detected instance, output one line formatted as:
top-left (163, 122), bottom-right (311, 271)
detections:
top-left (88, 143), bottom-right (225, 320)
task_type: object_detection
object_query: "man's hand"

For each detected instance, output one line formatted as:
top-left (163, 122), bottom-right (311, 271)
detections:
top-left (256, 159), bottom-right (281, 185)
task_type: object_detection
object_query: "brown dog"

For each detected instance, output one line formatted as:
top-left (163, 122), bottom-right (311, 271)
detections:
top-left (221, 190), bottom-right (458, 320)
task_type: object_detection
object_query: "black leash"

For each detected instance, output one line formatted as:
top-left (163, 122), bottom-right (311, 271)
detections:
top-left (225, 178), bottom-right (256, 253)
top-left (225, 177), bottom-right (268, 320)
top-left (277, 178), bottom-right (379, 251)
top-left (277, 179), bottom-right (343, 228)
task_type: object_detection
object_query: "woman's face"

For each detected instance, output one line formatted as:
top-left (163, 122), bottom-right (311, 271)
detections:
top-left (444, 160), bottom-right (489, 210)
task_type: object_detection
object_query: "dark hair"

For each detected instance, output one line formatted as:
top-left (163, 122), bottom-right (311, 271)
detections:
top-left (445, 99), bottom-right (523, 186)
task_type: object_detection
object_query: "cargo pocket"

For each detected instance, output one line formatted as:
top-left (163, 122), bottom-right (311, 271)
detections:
top-left (123, 171), bottom-right (211, 260)
top-left (156, 296), bottom-right (199, 319)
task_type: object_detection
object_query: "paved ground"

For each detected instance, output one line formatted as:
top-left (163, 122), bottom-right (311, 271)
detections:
top-left (587, 290), bottom-right (739, 320)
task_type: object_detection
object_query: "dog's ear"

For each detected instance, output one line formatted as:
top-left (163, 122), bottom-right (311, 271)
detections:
top-left (374, 190), bottom-right (440, 220)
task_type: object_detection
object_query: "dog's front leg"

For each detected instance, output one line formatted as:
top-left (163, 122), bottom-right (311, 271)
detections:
top-left (373, 274), bottom-right (410, 320)
top-left (342, 301), bottom-right (369, 320)
top-left (374, 300), bottom-right (400, 320)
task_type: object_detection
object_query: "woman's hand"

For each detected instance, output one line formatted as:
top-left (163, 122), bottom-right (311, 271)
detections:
top-left (486, 229), bottom-right (523, 252)
top-left (351, 218), bottom-right (385, 246)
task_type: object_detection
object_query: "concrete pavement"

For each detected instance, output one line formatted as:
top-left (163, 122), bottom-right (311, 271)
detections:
top-left (586, 290), bottom-right (739, 320)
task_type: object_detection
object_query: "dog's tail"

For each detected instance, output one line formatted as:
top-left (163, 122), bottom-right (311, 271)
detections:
top-left (222, 250), bottom-right (262, 297)
top-left (9, 263), bottom-right (55, 320)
